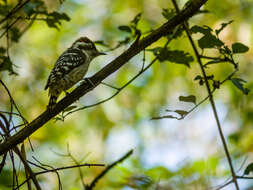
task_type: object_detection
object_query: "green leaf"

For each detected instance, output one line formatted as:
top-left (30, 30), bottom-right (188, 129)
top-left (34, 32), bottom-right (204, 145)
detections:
top-left (59, 13), bottom-right (71, 21)
top-left (232, 42), bottom-right (249, 54)
top-left (191, 25), bottom-right (212, 35)
top-left (46, 12), bottom-right (71, 29)
top-left (118, 25), bottom-right (132, 33)
top-left (244, 163), bottom-right (253, 175)
top-left (49, 11), bottom-right (70, 21)
top-left (191, 25), bottom-right (224, 49)
top-left (167, 50), bottom-right (193, 67)
top-left (10, 28), bottom-right (21, 42)
top-left (131, 13), bottom-right (141, 26)
top-left (0, 56), bottom-right (17, 75)
top-left (151, 115), bottom-right (178, 120)
top-left (0, 47), bottom-right (6, 54)
top-left (231, 78), bottom-right (250, 95)
top-left (198, 34), bottom-right (224, 49)
top-left (162, 8), bottom-right (176, 20)
top-left (23, 1), bottom-right (44, 16)
top-left (215, 20), bottom-right (233, 35)
top-left (146, 166), bottom-right (173, 179)
top-left (179, 95), bottom-right (196, 104)
top-left (24, 2), bottom-right (37, 16)
top-left (151, 48), bottom-right (193, 67)
top-left (194, 75), bottom-right (202, 80)
top-left (174, 110), bottom-right (188, 117)
top-left (46, 19), bottom-right (59, 29)
top-left (0, 5), bottom-right (11, 15)
top-left (148, 47), bottom-right (163, 55)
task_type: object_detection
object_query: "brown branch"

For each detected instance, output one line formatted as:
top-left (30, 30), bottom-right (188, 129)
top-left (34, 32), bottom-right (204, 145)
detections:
top-left (0, 0), bottom-right (208, 156)
top-left (236, 176), bottom-right (253, 179)
top-left (13, 147), bottom-right (42, 190)
top-left (213, 179), bottom-right (233, 190)
top-left (14, 163), bottom-right (105, 190)
top-left (0, 0), bottom-right (31, 25)
top-left (63, 27), bottom-right (177, 119)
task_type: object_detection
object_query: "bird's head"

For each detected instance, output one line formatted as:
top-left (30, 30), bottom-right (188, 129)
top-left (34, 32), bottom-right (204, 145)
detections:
top-left (71, 37), bottom-right (106, 58)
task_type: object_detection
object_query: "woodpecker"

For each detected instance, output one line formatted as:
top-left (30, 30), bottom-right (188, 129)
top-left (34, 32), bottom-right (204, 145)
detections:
top-left (45, 37), bottom-right (105, 107)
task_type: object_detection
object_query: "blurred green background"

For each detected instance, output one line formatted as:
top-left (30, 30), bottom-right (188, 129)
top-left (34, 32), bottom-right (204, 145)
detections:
top-left (0, 0), bottom-right (253, 189)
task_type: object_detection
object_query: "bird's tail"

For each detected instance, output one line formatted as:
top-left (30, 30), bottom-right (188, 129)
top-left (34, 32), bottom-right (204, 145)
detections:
top-left (49, 95), bottom-right (58, 107)
top-left (47, 91), bottom-right (60, 110)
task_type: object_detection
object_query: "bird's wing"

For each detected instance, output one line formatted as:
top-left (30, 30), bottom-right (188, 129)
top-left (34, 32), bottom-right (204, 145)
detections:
top-left (44, 49), bottom-right (87, 90)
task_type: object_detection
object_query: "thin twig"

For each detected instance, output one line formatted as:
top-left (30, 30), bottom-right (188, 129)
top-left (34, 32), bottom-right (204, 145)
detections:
top-left (213, 179), bottom-right (233, 190)
top-left (0, 0), bottom-right (31, 25)
top-left (171, 0), bottom-right (239, 189)
top-left (14, 163), bottom-right (105, 190)
top-left (87, 149), bottom-right (133, 190)
top-left (236, 176), bottom-right (253, 179)
top-left (66, 145), bottom-right (87, 189)
top-left (13, 147), bottom-right (42, 190)
top-left (151, 67), bottom-right (237, 120)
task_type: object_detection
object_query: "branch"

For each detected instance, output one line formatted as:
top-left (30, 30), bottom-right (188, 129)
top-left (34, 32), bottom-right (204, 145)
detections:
top-left (87, 149), bottom-right (133, 190)
top-left (63, 35), bottom-right (174, 119)
top-left (0, 0), bottom-right (31, 25)
top-left (0, 0), bottom-right (208, 155)
top-left (14, 163), bottom-right (105, 190)
top-left (171, 0), bottom-right (239, 189)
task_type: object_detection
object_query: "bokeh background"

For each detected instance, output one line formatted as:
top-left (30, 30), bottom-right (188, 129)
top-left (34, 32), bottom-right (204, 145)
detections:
top-left (0, 0), bottom-right (253, 189)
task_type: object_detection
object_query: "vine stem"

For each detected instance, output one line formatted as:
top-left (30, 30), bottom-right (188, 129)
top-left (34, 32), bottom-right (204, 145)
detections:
top-left (171, 0), bottom-right (239, 189)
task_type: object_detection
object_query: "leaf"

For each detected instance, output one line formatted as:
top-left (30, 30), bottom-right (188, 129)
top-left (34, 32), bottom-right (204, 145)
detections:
top-left (10, 28), bottom-right (21, 42)
top-left (23, 1), bottom-right (44, 16)
top-left (0, 47), bottom-right (6, 54)
top-left (215, 20), bottom-right (233, 35)
top-left (162, 8), bottom-right (176, 20)
top-left (24, 2), bottom-right (37, 16)
top-left (198, 33), bottom-right (224, 49)
top-left (174, 110), bottom-right (188, 117)
top-left (191, 25), bottom-right (224, 49)
top-left (118, 25), bottom-right (132, 33)
top-left (46, 19), bottom-right (59, 29)
top-left (244, 163), bottom-right (253, 175)
top-left (131, 13), bottom-right (142, 26)
top-left (151, 48), bottom-right (193, 67)
top-left (194, 75), bottom-right (202, 80)
top-left (148, 47), bottom-right (163, 55)
top-left (231, 78), bottom-right (250, 95)
top-left (0, 5), bottom-right (10, 15)
top-left (179, 95), bottom-right (196, 104)
top-left (151, 115), bottom-right (178, 120)
top-left (191, 25), bottom-right (212, 35)
top-left (49, 12), bottom-right (70, 21)
top-left (223, 45), bottom-right (232, 54)
top-left (0, 56), bottom-right (17, 75)
top-left (232, 42), bottom-right (249, 54)
top-left (46, 12), bottom-right (70, 29)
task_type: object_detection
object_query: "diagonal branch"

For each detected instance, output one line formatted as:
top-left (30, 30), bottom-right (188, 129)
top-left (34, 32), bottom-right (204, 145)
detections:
top-left (0, 0), bottom-right (208, 156)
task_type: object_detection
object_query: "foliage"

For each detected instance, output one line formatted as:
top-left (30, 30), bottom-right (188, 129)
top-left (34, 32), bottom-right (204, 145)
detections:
top-left (0, 0), bottom-right (252, 190)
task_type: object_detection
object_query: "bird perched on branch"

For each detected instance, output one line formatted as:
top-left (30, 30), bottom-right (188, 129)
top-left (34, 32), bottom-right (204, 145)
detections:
top-left (44, 37), bottom-right (106, 108)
